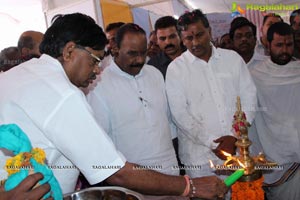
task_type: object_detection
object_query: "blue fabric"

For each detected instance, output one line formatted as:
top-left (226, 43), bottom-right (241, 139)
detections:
top-left (4, 169), bottom-right (29, 191)
top-left (0, 124), bottom-right (63, 200)
top-left (0, 124), bottom-right (32, 154)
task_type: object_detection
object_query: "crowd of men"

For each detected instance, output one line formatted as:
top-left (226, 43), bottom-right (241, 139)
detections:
top-left (0, 8), bottom-right (300, 200)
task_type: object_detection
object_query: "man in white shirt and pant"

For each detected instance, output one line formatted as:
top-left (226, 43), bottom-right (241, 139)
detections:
top-left (87, 23), bottom-right (178, 176)
top-left (166, 9), bottom-right (257, 179)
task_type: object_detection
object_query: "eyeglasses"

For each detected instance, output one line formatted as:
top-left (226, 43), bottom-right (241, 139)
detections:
top-left (75, 45), bottom-right (103, 67)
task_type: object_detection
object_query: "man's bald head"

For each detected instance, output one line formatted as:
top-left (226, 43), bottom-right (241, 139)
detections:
top-left (18, 31), bottom-right (44, 59)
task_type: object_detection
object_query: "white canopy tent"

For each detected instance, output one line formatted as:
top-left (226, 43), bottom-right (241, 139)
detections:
top-left (0, 0), bottom-right (299, 50)
top-left (117, 0), bottom-right (299, 18)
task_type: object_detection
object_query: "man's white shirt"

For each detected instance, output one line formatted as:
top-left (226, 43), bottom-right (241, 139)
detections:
top-left (87, 61), bottom-right (178, 175)
top-left (166, 46), bottom-right (257, 176)
top-left (0, 55), bottom-right (126, 193)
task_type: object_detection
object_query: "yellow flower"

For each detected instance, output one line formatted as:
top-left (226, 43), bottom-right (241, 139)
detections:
top-left (31, 148), bottom-right (46, 164)
top-left (5, 153), bottom-right (24, 175)
top-left (14, 154), bottom-right (23, 166)
top-left (5, 158), bottom-right (14, 175)
top-left (4, 148), bottom-right (46, 176)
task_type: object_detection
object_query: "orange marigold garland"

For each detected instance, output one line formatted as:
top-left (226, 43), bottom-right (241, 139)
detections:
top-left (231, 176), bottom-right (264, 200)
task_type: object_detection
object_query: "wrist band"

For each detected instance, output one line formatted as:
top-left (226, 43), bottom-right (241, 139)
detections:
top-left (181, 175), bottom-right (190, 196)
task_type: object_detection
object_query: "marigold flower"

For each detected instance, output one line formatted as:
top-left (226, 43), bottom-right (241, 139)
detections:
top-left (231, 176), bottom-right (264, 200)
top-left (5, 153), bottom-right (24, 175)
top-left (31, 148), bottom-right (46, 164)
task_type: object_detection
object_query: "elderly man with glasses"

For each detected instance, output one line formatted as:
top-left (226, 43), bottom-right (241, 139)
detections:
top-left (0, 13), bottom-right (227, 200)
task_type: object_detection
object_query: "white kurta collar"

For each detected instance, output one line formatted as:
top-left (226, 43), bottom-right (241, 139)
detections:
top-left (185, 45), bottom-right (221, 64)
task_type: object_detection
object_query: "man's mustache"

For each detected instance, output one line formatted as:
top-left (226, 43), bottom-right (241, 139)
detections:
top-left (279, 53), bottom-right (292, 58)
top-left (192, 45), bottom-right (204, 50)
top-left (130, 63), bottom-right (144, 68)
top-left (165, 44), bottom-right (175, 50)
top-left (239, 42), bottom-right (250, 48)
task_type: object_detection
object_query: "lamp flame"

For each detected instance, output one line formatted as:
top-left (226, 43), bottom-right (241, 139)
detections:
top-left (222, 150), bottom-right (238, 166)
top-left (237, 159), bottom-right (246, 168)
top-left (209, 160), bottom-right (215, 168)
top-left (221, 150), bottom-right (232, 157)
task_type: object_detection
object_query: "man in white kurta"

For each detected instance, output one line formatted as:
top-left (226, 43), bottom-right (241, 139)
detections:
top-left (249, 22), bottom-right (300, 200)
top-left (250, 58), bottom-right (300, 200)
top-left (87, 59), bottom-right (178, 176)
top-left (0, 55), bottom-right (126, 193)
top-left (250, 58), bottom-right (300, 184)
top-left (166, 10), bottom-right (257, 178)
top-left (166, 47), bottom-right (257, 177)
